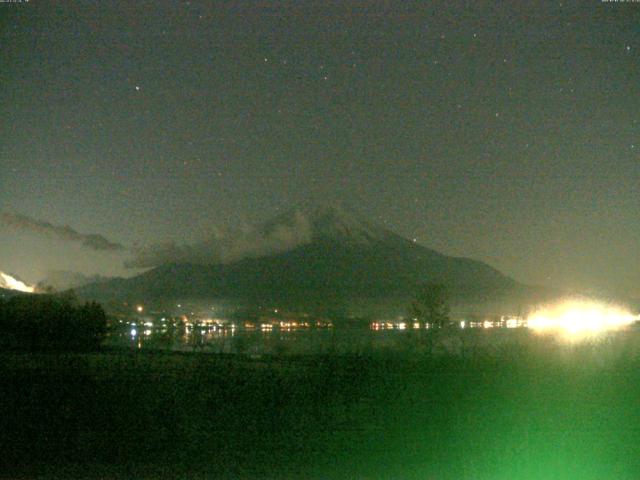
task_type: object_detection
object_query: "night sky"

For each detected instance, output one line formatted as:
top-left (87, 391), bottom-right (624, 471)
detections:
top-left (1, 1), bottom-right (639, 297)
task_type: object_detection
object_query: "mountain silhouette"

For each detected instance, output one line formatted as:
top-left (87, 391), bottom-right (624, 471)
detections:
top-left (77, 205), bottom-right (524, 313)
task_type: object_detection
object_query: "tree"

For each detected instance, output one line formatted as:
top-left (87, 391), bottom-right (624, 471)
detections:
top-left (77, 301), bottom-right (108, 351)
top-left (0, 293), bottom-right (107, 352)
top-left (408, 283), bottom-right (450, 329)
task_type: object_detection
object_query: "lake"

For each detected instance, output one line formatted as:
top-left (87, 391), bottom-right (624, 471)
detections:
top-left (105, 321), bottom-right (640, 357)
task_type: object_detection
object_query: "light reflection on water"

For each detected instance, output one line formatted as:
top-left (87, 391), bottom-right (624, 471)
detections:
top-left (105, 322), bottom-right (640, 356)
top-left (109, 324), bottom-right (345, 355)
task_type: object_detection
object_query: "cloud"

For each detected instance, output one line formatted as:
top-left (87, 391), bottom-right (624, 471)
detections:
top-left (0, 212), bottom-right (125, 252)
top-left (126, 210), bottom-right (312, 268)
top-left (1, 210), bottom-right (314, 270)
top-left (36, 270), bottom-right (112, 291)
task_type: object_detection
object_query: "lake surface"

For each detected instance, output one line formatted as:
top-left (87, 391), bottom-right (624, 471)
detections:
top-left (105, 322), bottom-right (640, 356)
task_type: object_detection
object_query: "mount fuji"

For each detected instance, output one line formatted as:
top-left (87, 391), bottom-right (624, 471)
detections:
top-left (77, 205), bottom-right (524, 313)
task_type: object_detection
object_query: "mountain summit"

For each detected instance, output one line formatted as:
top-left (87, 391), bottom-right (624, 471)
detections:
top-left (261, 204), bottom-right (398, 247)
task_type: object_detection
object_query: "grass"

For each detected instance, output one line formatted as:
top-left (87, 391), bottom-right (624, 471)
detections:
top-left (2, 331), bottom-right (640, 479)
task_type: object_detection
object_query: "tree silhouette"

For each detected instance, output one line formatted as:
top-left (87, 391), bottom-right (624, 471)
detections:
top-left (408, 283), bottom-right (450, 329)
top-left (0, 293), bottom-right (107, 352)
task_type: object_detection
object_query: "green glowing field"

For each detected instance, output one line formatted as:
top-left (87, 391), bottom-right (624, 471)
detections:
top-left (2, 333), bottom-right (640, 479)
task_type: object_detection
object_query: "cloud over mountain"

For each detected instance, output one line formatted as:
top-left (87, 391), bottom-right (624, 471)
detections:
top-left (36, 270), bottom-right (113, 291)
top-left (1, 212), bottom-right (125, 252)
top-left (125, 210), bottom-right (313, 268)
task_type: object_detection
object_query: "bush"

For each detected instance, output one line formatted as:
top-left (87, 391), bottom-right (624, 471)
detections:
top-left (0, 293), bottom-right (107, 352)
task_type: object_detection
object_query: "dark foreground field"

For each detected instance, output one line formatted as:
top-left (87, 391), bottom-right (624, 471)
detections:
top-left (2, 333), bottom-right (640, 479)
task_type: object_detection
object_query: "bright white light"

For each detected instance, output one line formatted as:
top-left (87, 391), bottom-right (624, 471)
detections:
top-left (130, 328), bottom-right (137, 337)
top-left (0, 272), bottom-right (35, 293)
top-left (506, 318), bottom-right (519, 329)
top-left (527, 299), bottom-right (637, 340)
